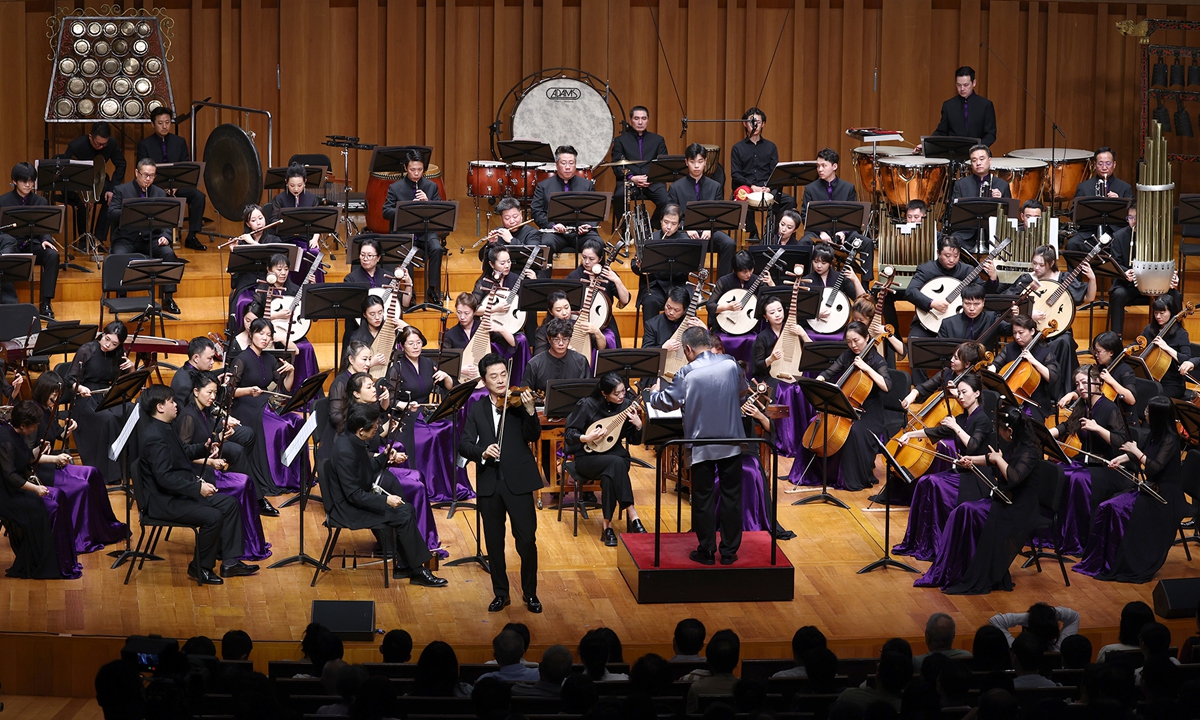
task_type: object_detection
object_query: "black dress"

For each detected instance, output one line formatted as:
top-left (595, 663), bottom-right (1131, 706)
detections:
top-left (752, 325), bottom-right (781, 390)
top-left (565, 395), bottom-right (640, 521)
top-left (229, 348), bottom-right (288, 495)
top-left (1141, 323), bottom-right (1192, 399)
top-left (991, 339), bottom-right (1059, 422)
top-left (0, 423), bottom-right (70, 578)
top-left (820, 348), bottom-right (890, 491)
top-left (64, 340), bottom-right (130, 486)
top-left (1097, 434), bottom-right (1188, 583)
top-left (924, 405), bottom-right (997, 504)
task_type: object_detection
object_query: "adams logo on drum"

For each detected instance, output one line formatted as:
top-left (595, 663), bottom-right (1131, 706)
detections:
top-left (546, 87), bottom-right (582, 100)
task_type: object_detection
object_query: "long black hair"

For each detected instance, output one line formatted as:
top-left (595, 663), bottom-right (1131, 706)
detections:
top-left (996, 404), bottom-right (1033, 448)
top-left (1149, 294), bottom-right (1179, 337)
top-left (1145, 395), bottom-right (1177, 445)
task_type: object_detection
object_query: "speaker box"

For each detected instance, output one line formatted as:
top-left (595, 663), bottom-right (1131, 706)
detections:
top-left (1152, 578), bottom-right (1200, 619)
top-left (311, 600), bottom-right (376, 641)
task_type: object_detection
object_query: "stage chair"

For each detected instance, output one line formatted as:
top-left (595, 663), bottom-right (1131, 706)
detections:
top-left (558, 459), bottom-right (603, 537)
top-left (1019, 460), bottom-right (1071, 587)
top-left (123, 464), bottom-right (204, 586)
top-left (99, 253), bottom-right (156, 328)
top-left (311, 459), bottom-right (391, 588)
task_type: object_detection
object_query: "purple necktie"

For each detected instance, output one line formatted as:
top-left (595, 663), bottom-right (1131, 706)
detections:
top-left (139, 188), bottom-right (146, 198)
top-left (827, 180), bottom-right (834, 200)
top-left (563, 180), bottom-right (570, 192)
top-left (161, 137), bottom-right (168, 159)
top-left (695, 179), bottom-right (701, 200)
top-left (963, 98), bottom-right (969, 126)
top-left (967, 318), bottom-right (975, 338)
top-left (637, 135), bottom-right (643, 159)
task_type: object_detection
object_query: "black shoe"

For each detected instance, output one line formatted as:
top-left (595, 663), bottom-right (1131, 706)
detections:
top-left (188, 563), bottom-right (224, 585)
top-left (410, 567), bottom-right (448, 587)
top-left (392, 566), bottom-right (412, 580)
top-left (602, 527), bottom-right (618, 547)
top-left (220, 561), bottom-right (259, 578)
top-left (525, 595), bottom-right (543, 613)
top-left (583, 491), bottom-right (598, 503)
top-left (720, 554), bottom-right (738, 565)
top-left (488, 596), bottom-right (511, 612)
top-left (1183, 518), bottom-right (1197, 530)
top-left (39, 301), bottom-right (54, 319)
top-left (627, 517), bottom-right (647, 534)
top-left (162, 296), bottom-right (181, 314)
top-left (427, 288), bottom-right (443, 304)
top-left (184, 236), bottom-right (207, 251)
top-left (258, 498), bottom-right (279, 517)
top-left (689, 550), bottom-right (716, 566)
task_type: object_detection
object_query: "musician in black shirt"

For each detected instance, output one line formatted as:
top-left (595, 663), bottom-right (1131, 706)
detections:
top-left (951, 145), bottom-right (1012, 251)
top-left (987, 314), bottom-right (1060, 421)
top-left (612, 106), bottom-right (670, 223)
top-left (381, 149), bottom-right (445, 303)
top-left (531, 145), bottom-right (603, 255)
top-left (636, 204), bottom-right (702, 327)
top-left (667, 144), bottom-right (735, 277)
top-left (480, 198), bottom-right (544, 274)
top-left (1064, 147), bottom-right (1135, 252)
top-left (937, 283), bottom-right (1009, 351)
top-left (523, 317), bottom-right (592, 397)
top-left (730, 107), bottom-right (797, 237)
top-left (108, 158), bottom-right (182, 313)
top-left (800, 148), bottom-right (858, 216)
top-left (907, 235), bottom-right (999, 378)
top-left (0, 162), bottom-right (60, 317)
top-left (927, 66), bottom-right (998, 148)
top-left (136, 107), bottom-right (207, 251)
top-left (58, 121), bottom-right (125, 244)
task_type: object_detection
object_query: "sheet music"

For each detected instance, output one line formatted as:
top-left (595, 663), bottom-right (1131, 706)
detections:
top-left (282, 412), bottom-right (318, 467)
top-left (646, 405), bottom-right (682, 420)
top-left (109, 404), bottom-right (141, 461)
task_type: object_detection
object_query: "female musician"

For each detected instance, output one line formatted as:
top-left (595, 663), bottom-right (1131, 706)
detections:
top-left (534, 290), bottom-right (606, 357)
top-left (1081, 331), bottom-right (1138, 414)
top-left (811, 321), bottom-right (890, 491)
top-left (229, 204), bottom-right (281, 293)
top-left (342, 371), bottom-right (443, 557)
top-left (323, 341), bottom-right (391, 461)
top-left (775, 209), bottom-right (803, 246)
top-left (734, 389), bottom-right (794, 538)
top-left (851, 296), bottom-right (906, 366)
top-left (444, 292), bottom-right (516, 383)
top-left (345, 237), bottom-right (406, 295)
top-left (986, 315), bottom-right (1058, 421)
top-left (65, 320), bottom-right (132, 486)
top-left (230, 318), bottom-right (301, 493)
top-left (175, 372), bottom-right (271, 560)
top-left (1075, 396), bottom-right (1188, 582)
top-left (893, 372), bottom-right (996, 561)
top-left (475, 245), bottom-right (536, 296)
top-left (565, 372), bottom-right (646, 547)
top-left (387, 326), bottom-right (474, 503)
top-left (1143, 295), bottom-right (1192, 399)
top-left (343, 295), bottom-right (398, 371)
top-left (916, 405), bottom-right (1043, 595)
top-left (245, 253), bottom-right (320, 392)
top-left (752, 296), bottom-right (808, 458)
top-left (565, 238), bottom-right (630, 349)
top-left (900, 342), bottom-right (984, 410)
top-left (30, 373), bottom-right (126, 555)
top-left (707, 251), bottom-right (775, 324)
top-left (269, 164), bottom-right (325, 284)
top-left (0, 401), bottom-right (79, 578)
top-left (805, 243), bottom-right (864, 334)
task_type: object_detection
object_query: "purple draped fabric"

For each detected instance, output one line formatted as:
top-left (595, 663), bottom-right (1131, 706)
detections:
top-left (41, 488), bottom-right (83, 578)
top-left (50, 464), bottom-right (127, 554)
top-left (590, 327), bottom-right (620, 368)
top-left (717, 332), bottom-right (758, 381)
top-left (786, 330), bottom-right (844, 487)
top-left (715, 455), bottom-right (774, 532)
top-left (914, 499), bottom-right (991, 588)
top-left (388, 466), bottom-right (446, 556)
top-left (210, 471), bottom-right (272, 561)
top-left (893, 470), bottom-right (961, 561)
top-left (413, 417), bottom-right (475, 503)
top-left (493, 334), bottom-right (528, 386)
top-left (1051, 463), bottom-right (1096, 557)
top-left (262, 408), bottom-right (311, 493)
top-left (773, 382), bottom-right (804, 459)
top-left (1072, 491), bottom-right (1137, 577)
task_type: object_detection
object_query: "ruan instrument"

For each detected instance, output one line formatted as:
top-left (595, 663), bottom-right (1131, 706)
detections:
top-left (896, 440), bottom-right (1012, 504)
top-left (662, 269), bottom-right (712, 381)
top-left (1138, 301), bottom-right (1195, 381)
top-left (801, 325), bottom-right (894, 457)
top-left (268, 251), bottom-right (324, 345)
top-left (716, 245), bottom-right (787, 335)
top-left (806, 237), bottom-right (867, 335)
top-left (768, 268), bottom-right (808, 382)
top-left (915, 237), bottom-right (1012, 333)
top-left (1026, 233), bottom-right (1109, 337)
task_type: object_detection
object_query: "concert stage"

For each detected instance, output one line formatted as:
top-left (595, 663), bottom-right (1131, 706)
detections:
top-left (618, 531), bottom-right (795, 603)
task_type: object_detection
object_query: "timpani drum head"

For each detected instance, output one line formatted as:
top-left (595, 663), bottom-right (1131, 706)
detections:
top-left (511, 77), bottom-right (614, 171)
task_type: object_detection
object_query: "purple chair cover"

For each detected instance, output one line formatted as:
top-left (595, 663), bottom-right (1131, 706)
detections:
top-left (41, 488), bottom-right (83, 578)
top-left (892, 470), bottom-right (961, 561)
top-left (718, 332), bottom-right (758, 381)
top-left (50, 464), bottom-right (127, 554)
top-left (715, 454), bottom-right (773, 532)
top-left (1072, 490), bottom-right (1137, 577)
top-left (210, 471), bottom-right (272, 561)
top-left (262, 408), bottom-right (311, 493)
top-left (493, 334), bottom-right (528, 386)
top-left (914, 499), bottom-right (991, 588)
top-left (388, 466), bottom-right (447, 557)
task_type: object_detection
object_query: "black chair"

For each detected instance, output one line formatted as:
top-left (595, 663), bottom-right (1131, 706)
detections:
top-left (558, 459), bottom-right (603, 537)
top-left (881, 368), bottom-right (912, 437)
top-left (1130, 377), bottom-right (1162, 428)
top-left (310, 459), bottom-right (391, 588)
top-left (99, 253), bottom-right (156, 328)
top-left (124, 464), bottom-right (204, 586)
top-left (1021, 460), bottom-right (1072, 586)
top-left (0, 303), bottom-right (40, 340)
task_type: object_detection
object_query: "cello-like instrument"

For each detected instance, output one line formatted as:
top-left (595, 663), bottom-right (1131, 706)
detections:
top-left (1138, 301), bottom-right (1195, 382)
top-left (885, 352), bottom-right (991, 477)
top-left (800, 325), bottom-right (894, 457)
top-left (996, 320), bottom-right (1057, 403)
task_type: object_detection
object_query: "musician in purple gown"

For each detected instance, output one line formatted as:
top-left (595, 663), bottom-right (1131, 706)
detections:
top-left (0, 401), bottom-right (79, 578)
top-left (65, 320), bottom-right (133, 487)
top-left (472, 245), bottom-right (533, 379)
top-left (534, 291), bottom-right (607, 357)
top-left (565, 239), bottom-right (629, 351)
top-left (387, 326), bottom-right (474, 503)
top-left (269, 163), bottom-right (325, 284)
top-left (174, 372), bottom-right (271, 560)
top-left (229, 318), bottom-right (304, 493)
top-left (709, 251), bottom-right (775, 377)
top-left (564, 372), bottom-right (647, 547)
top-left (242, 253), bottom-right (321, 392)
top-left (752, 295), bottom-right (809, 458)
top-left (31, 373), bottom-right (126, 556)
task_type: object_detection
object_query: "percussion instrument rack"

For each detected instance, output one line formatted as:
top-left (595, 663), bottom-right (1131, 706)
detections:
top-left (1137, 42), bottom-right (1200, 162)
top-left (322, 134), bottom-right (377, 258)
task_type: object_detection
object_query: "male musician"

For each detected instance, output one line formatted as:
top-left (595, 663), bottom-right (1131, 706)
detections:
top-left (643, 286), bottom-right (705, 351)
top-left (108, 158), bottom-right (181, 314)
top-left (951, 144), bottom-right (1012, 251)
top-left (666, 144), bottom-right (735, 277)
top-left (1105, 203), bottom-right (1181, 336)
top-left (937, 284), bottom-right (1009, 351)
top-left (481, 197), bottom-right (543, 273)
top-left (800, 148), bottom-right (858, 216)
top-left (136, 107), bottom-right (208, 251)
top-left (458, 353), bottom-right (543, 612)
top-left (906, 236), bottom-right (999, 378)
top-left (531, 145), bottom-right (602, 256)
top-left (0, 162), bottom-right (60, 317)
top-left (138, 384), bottom-right (258, 585)
top-left (1064, 147), bottom-right (1135, 252)
top-left (612, 106), bottom-right (670, 222)
top-left (522, 317), bottom-right (592, 397)
top-left (381, 150), bottom-right (445, 304)
top-left (566, 239), bottom-right (632, 345)
top-left (171, 337), bottom-right (220, 406)
top-left (637, 204), bottom-right (701, 327)
top-left (329, 402), bottom-right (447, 586)
top-left (930, 66), bottom-right (997, 147)
top-left (59, 120), bottom-right (126, 245)
top-left (706, 251), bottom-right (774, 328)
top-left (730, 107), bottom-right (797, 237)
top-left (648, 326), bottom-right (748, 565)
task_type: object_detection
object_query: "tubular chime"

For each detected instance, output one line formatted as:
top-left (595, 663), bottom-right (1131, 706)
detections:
top-left (1134, 121), bottom-right (1176, 296)
top-left (876, 211), bottom-right (937, 290)
top-left (993, 205), bottom-right (1052, 284)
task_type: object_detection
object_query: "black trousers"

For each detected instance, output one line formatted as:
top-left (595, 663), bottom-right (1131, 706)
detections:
top-left (690, 453), bottom-right (743, 558)
top-left (371, 475), bottom-right (434, 570)
top-left (574, 453), bottom-right (635, 521)
top-left (702, 232), bottom-right (737, 278)
top-left (170, 493), bottom-right (244, 569)
top-left (0, 234), bottom-right (59, 301)
top-left (542, 229), bottom-right (602, 255)
top-left (479, 484), bottom-right (538, 599)
top-left (419, 232), bottom-right (444, 293)
top-left (175, 187), bottom-right (207, 236)
top-left (222, 424), bottom-right (278, 500)
top-left (111, 235), bottom-right (179, 293)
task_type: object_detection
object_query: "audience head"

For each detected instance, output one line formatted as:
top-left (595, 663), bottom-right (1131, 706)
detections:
top-left (380, 629), bottom-right (413, 664)
top-left (791, 625), bottom-right (827, 664)
top-left (924, 613), bottom-right (956, 652)
top-left (876, 651), bottom-right (914, 695)
top-left (733, 678), bottom-right (767, 712)
top-left (1024, 602), bottom-right (1061, 650)
top-left (1140, 622), bottom-right (1172, 657)
top-left (706, 629), bottom-right (741, 674)
top-left (976, 688), bottom-right (1019, 720)
top-left (335, 664), bottom-right (369, 706)
top-left (1082, 662), bottom-right (1136, 709)
top-left (1141, 655), bottom-right (1181, 700)
top-left (1010, 632), bottom-right (1044, 673)
top-left (95, 659), bottom-right (145, 720)
top-left (501, 622), bottom-right (531, 657)
top-left (594, 627), bottom-right (623, 662)
top-left (492, 629), bottom-right (525, 667)
top-left (1059, 633), bottom-right (1093, 669)
top-left (937, 659), bottom-right (973, 707)
top-left (1118, 601), bottom-right (1155, 647)
top-left (630, 653), bottom-right (672, 695)
top-left (182, 635), bottom-right (217, 657)
top-left (539, 644), bottom-right (574, 684)
top-left (310, 629), bottom-right (344, 676)
top-left (471, 677), bottom-right (512, 720)
top-left (350, 675), bottom-right (400, 720)
top-left (882, 638), bottom-right (913, 663)
top-left (561, 673), bottom-right (598, 714)
top-left (971, 625), bottom-right (1012, 672)
top-left (805, 648), bottom-right (840, 692)
top-left (580, 629), bottom-right (614, 679)
top-left (414, 640), bottom-right (462, 697)
top-left (221, 630), bottom-right (253, 661)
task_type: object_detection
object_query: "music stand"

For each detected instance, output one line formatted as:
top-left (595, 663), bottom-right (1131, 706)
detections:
top-left (547, 193), bottom-right (609, 230)
top-left (683, 201), bottom-right (745, 239)
top-left (428, 381), bottom-right (487, 563)
top-left (762, 285), bottom-right (826, 325)
top-left (768, 161), bottom-right (820, 190)
top-left (977, 369), bottom-right (1025, 410)
top-left (392, 201), bottom-right (458, 312)
top-left (496, 140), bottom-right (553, 165)
top-left (101, 368), bottom-right (152, 569)
top-left (121, 260), bottom-right (186, 336)
top-left (269, 369), bottom-right (332, 564)
top-left (154, 162), bottom-right (205, 194)
top-left (278, 206), bottom-right (340, 240)
top-left (543, 378), bottom-right (600, 420)
top-left (516, 279), bottom-right (587, 336)
top-left (747, 245), bottom-right (809, 283)
top-left (645, 156), bottom-right (689, 184)
top-left (1029, 419), bottom-right (1071, 464)
top-left (369, 146), bottom-right (434, 175)
top-left (348, 233), bottom-right (417, 265)
top-left (639, 241), bottom-right (706, 285)
top-left (264, 165), bottom-right (324, 190)
top-left (803, 201), bottom-right (869, 238)
top-left (227, 243), bottom-right (303, 275)
top-left (303, 284), bottom-right (371, 375)
top-left (35, 159), bottom-right (100, 272)
top-left (911, 338), bottom-right (969, 373)
top-left (0, 205), bottom-right (68, 282)
top-left (859, 434), bottom-right (920, 574)
top-left (31, 322), bottom-right (96, 362)
top-left (950, 198), bottom-right (1006, 253)
top-left (1073, 197), bottom-right (1131, 228)
top-left (983, 294), bottom-right (1027, 316)
top-left (420, 348), bottom-right (461, 382)
top-left (921, 135), bottom-right (980, 163)
top-left (596, 348), bottom-right (665, 384)
top-left (0, 255), bottom-right (36, 305)
top-left (792, 376), bottom-right (856, 510)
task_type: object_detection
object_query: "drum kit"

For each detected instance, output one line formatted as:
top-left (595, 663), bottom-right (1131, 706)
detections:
top-left (464, 160), bottom-right (594, 200)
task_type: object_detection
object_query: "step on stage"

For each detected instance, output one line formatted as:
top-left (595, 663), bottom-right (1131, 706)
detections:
top-left (618, 531), bottom-right (795, 603)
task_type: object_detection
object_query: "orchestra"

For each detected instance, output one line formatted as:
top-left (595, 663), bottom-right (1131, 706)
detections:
top-left (9, 69), bottom-right (1200, 611)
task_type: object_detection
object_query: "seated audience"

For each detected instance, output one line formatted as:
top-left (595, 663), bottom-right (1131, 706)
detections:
top-left (989, 602), bottom-right (1080, 652)
top-left (772, 626), bottom-right (828, 678)
top-left (913, 613), bottom-right (972, 670)
top-left (686, 629), bottom-right (741, 713)
top-left (476, 630), bottom-right (539, 683)
top-left (1059, 634), bottom-right (1094, 670)
top-left (671, 618), bottom-right (707, 662)
top-left (1011, 633), bottom-right (1058, 688)
top-left (831, 651), bottom-right (911, 716)
top-left (1096, 601), bottom-right (1155, 663)
top-left (414, 640), bottom-right (472, 698)
top-left (380, 629), bottom-right (413, 664)
top-left (513, 644), bottom-right (573, 697)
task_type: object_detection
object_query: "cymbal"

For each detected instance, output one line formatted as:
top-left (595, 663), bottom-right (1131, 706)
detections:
top-left (597, 158), bottom-right (644, 168)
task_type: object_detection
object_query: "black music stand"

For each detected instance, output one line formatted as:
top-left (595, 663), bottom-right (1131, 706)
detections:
top-left (747, 245), bottom-right (809, 284)
top-left (392, 201), bottom-right (458, 312)
top-left (544, 378), bottom-right (600, 420)
top-left (0, 205), bottom-right (68, 289)
top-left (278, 206), bottom-right (340, 240)
top-left (792, 376), bottom-right (856, 510)
top-left (983, 293), bottom-right (1028, 316)
top-left (639, 241), bottom-right (706, 285)
top-left (516, 279), bottom-right (587, 336)
top-left (303, 284), bottom-right (371, 375)
top-left (921, 135), bottom-right (980, 163)
top-left (103, 368), bottom-right (153, 569)
top-left (264, 165), bottom-right (324, 190)
top-left (348, 233), bottom-right (417, 265)
top-left (370, 145), bottom-right (434, 175)
top-left (36, 159), bottom-right (99, 272)
top-left (596, 348), bottom-right (665, 384)
top-left (758, 284), bottom-right (825, 326)
top-left (950, 198), bottom-right (1006, 254)
top-left (154, 162), bottom-right (204, 194)
top-left (683, 201), bottom-right (744, 239)
top-left (547, 193), bottom-right (609, 230)
top-left (0, 255), bottom-right (36, 305)
top-left (860, 434), bottom-right (920, 574)
top-left (977, 369), bottom-right (1026, 410)
top-left (646, 156), bottom-right (689, 185)
top-left (121, 259), bottom-right (186, 336)
top-left (496, 140), bottom-right (553, 165)
top-left (430, 383), bottom-right (488, 568)
top-left (31, 322), bottom-right (96, 362)
top-left (1073, 197), bottom-right (1131, 228)
top-left (768, 162), bottom-right (821, 221)
top-left (804, 201), bottom-right (869, 237)
top-left (270, 367), bottom-right (330, 520)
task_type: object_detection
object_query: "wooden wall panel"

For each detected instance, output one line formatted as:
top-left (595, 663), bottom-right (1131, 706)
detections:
top-left (8, 0), bottom-right (1200, 228)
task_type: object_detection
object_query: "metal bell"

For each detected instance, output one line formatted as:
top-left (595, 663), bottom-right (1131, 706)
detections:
top-left (1154, 98), bottom-right (1172, 133)
top-left (1172, 56), bottom-right (1187, 87)
top-left (1153, 53), bottom-right (1169, 87)
top-left (1177, 99), bottom-right (1194, 138)
top-left (1190, 56), bottom-right (1200, 87)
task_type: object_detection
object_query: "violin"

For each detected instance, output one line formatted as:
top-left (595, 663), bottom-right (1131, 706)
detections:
top-left (494, 385), bottom-right (542, 410)
top-left (801, 325), bottom-right (893, 457)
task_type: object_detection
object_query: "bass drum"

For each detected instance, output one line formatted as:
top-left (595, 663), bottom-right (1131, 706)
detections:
top-left (511, 77), bottom-right (614, 171)
top-left (365, 170), bottom-right (403, 233)
top-left (851, 145), bottom-right (909, 201)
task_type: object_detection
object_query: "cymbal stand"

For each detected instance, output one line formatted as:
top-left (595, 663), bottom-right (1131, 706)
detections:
top-left (322, 135), bottom-right (377, 260)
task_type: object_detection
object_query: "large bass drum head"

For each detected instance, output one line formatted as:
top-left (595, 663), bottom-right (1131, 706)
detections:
top-left (203, 123), bottom-right (263, 221)
top-left (511, 78), bottom-right (614, 170)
